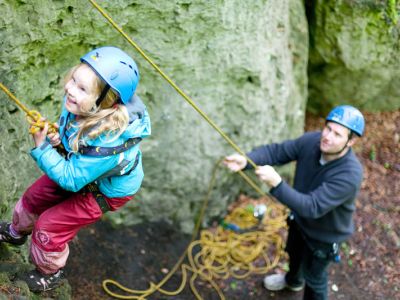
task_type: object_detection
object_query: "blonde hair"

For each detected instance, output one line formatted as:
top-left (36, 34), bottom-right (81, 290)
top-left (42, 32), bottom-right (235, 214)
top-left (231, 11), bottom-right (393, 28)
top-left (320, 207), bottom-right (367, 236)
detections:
top-left (64, 63), bottom-right (129, 152)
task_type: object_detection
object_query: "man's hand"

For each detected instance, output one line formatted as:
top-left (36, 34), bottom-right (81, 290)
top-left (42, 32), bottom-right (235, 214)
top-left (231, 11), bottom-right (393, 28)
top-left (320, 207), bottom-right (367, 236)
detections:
top-left (47, 123), bottom-right (61, 147)
top-left (255, 165), bottom-right (282, 188)
top-left (223, 154), bottom-right (247, 172)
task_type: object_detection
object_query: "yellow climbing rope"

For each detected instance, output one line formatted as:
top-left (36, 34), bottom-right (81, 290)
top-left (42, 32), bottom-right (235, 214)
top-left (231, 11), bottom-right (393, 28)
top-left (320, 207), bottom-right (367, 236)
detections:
top-left (102, 161), bottom-right (287, 300)
top-left (85, 1), bottom-right (290, 299)
top-left (187, 199), bottom-right (287, 287)
top-left (87, 0), bottom-right (259, 169)
top-left (0, 82), bottom-right (58, 135)
top-left (0, 73), bottom-right (286, 300)
top-left (1, 2), bottom-right (289, 298)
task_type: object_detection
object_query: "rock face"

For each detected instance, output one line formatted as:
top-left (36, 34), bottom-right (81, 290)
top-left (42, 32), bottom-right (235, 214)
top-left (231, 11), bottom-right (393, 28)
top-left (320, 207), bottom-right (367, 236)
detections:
top-left (307, 0), bottom-right (400, 113)
top-left (0, 0), bottom-right (308, 232)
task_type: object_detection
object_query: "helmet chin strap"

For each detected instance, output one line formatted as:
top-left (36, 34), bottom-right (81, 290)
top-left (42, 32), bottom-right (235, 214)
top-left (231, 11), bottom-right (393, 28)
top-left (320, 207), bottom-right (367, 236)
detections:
top-left (322, 138), bottom-right (350, 156)
top-left (96, 84), bottom-right (111, 107)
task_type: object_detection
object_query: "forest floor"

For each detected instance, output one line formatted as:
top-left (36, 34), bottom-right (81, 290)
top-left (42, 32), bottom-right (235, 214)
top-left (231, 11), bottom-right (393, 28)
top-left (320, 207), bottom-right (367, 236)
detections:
top-left (27, 110), bottom-right (400, 299)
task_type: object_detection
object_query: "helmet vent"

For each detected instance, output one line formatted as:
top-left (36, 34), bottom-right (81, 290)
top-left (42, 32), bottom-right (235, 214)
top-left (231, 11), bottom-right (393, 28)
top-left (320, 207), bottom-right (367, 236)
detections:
top-left (80, 47), bottom-right (139, 104)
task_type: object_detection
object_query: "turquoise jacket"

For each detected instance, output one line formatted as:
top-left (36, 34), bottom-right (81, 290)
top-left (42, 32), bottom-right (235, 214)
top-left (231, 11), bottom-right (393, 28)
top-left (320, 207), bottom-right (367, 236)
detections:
top-left (30, 96), bottom-right (151, 198)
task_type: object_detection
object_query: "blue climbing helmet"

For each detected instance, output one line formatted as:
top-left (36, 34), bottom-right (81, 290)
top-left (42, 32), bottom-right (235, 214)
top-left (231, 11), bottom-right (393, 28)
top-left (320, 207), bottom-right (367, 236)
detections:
top-left (326, 105), bottom-right (365, 136)
top-left (80, 46), bottom-right (140, 105)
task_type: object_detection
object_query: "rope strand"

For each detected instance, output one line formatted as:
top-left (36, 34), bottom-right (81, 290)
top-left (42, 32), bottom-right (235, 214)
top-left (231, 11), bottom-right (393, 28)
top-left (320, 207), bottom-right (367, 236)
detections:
top-left (102, 161), bottom-right (287, 300)
top-left (84, 2), bottom-right (289, 299)
top-left (0, 82), bottom-right (58, 134)
top-left (1, 3), bottom-right (288, 298)
top-left (87, 0), bottom-right (258, 169)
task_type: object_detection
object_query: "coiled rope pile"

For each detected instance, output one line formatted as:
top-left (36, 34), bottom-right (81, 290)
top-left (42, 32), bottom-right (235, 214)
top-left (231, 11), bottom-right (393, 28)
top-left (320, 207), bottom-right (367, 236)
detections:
top-left (102, 161), bottom-right (287, 300)
top-left (103, 201), bottom-right (287, 300)
top-left (187, 201), bottom-right (287, 293)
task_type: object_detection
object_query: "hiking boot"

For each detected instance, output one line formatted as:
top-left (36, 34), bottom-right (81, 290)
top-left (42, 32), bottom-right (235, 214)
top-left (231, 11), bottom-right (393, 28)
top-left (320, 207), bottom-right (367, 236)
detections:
top-left (263, 273), bottom-right (304, 292)
top-left (0, 222), bottom-right (27, 246)
top-left (21, 269), bottom-right (64, 292)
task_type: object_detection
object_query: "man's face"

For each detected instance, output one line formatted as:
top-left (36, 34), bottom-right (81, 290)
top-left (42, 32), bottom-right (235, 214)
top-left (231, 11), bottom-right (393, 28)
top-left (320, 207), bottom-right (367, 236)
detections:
top-left (320, 122), bottom-right (353, 155)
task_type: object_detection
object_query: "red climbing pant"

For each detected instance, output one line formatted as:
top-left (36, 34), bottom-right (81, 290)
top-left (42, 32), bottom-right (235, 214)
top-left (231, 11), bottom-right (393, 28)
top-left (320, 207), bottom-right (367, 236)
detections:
top-left (12, 175), bottom-right (133, 274)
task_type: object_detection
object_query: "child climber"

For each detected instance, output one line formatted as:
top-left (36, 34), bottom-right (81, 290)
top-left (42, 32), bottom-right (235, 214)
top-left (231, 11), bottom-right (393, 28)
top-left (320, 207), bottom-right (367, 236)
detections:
top-left (0, 46), bottom-right (151, 292)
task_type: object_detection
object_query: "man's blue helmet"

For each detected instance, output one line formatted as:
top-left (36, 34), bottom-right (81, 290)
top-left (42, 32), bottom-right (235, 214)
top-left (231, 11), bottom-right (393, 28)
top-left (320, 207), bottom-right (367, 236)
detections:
top-left (80, 46), bottom-right (139, 104)
top-left (326, 105), bottom-right (365, 136)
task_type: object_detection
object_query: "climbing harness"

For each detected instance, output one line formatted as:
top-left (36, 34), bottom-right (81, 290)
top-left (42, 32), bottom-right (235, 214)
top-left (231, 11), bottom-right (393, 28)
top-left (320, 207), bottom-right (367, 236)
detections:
top-left (78, 137), bottom-right (142, 156)
top-left (82, 152), bottom-right (141, 214)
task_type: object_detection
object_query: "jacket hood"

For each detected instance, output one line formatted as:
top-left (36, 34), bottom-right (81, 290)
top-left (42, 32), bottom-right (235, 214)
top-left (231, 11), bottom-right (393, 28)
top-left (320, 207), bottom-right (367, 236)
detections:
top-left (59, 95), bottom-right (151, 150)
top-left (121, 94), bottom-right (151, 140)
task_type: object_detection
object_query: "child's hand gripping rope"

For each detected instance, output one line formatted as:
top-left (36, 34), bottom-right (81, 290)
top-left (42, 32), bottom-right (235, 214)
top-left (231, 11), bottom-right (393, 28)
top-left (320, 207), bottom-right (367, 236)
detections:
top-left (0, 83), bottom-right (61, 149)
top-left (26, 110), bottom-right (60, 147)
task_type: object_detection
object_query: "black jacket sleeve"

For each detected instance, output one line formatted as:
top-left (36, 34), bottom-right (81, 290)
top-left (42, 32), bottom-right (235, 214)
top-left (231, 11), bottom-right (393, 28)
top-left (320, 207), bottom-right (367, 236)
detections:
top-left (270, 173), bottom-right (360, 218)
top-left (245, 134), bottom-right (308, 169)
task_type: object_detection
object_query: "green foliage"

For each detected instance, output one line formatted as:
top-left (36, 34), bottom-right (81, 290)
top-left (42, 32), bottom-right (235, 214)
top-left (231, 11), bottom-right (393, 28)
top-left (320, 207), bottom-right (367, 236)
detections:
top-left (230, 281), bottom-right (238, 290)
top-left (282, 262), bottom-right (290, 272)
top-left (341, 242), bottom-right (350, 256)
top-left (369, 145), bottom-right (377, 161)
top-left (340, 242), bottom-right (355, 268)
top-left (308, 0), bottom-right (400, 113)
top-left (387, 0), bottom-right (399, 25)
top-left (347, 258), bottom-right (353, 267)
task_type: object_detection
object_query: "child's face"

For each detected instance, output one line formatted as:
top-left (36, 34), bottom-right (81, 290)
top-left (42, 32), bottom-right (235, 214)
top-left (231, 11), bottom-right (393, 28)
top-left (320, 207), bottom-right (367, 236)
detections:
top-left (64, 64), bottom-right (98, 116)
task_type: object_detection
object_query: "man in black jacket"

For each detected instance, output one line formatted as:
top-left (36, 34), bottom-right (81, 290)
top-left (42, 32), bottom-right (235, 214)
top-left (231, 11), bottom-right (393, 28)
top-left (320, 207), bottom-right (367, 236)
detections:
top-left (223, 105), bottom-right (365, 300)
